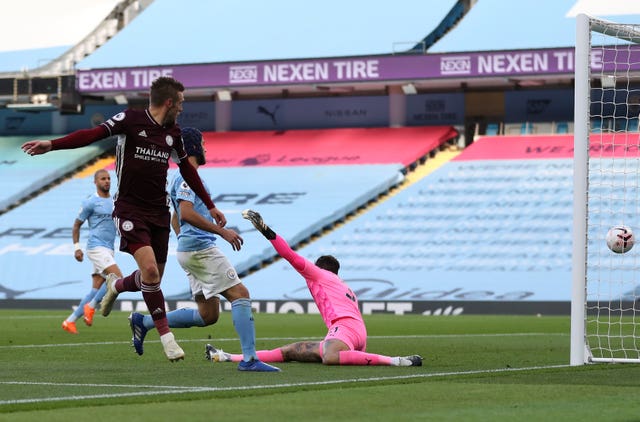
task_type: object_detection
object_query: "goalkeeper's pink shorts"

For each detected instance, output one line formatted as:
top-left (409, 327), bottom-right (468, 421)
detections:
top-left (322, 317), bottom-right (368, 352)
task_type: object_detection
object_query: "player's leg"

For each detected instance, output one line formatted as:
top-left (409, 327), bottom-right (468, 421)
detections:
top-left (274, 341), bottom-right (322, 362)
top-left (81, 273), bottom-right (104, 326)
top-left (129, 217), bottom-right (183, 361)
top-left (129, 301), bottom-right (211, 357)
top-left (123, 245), bottom-right (181, 359)
top-left (62, 280), bottom-right (100, 334)
top-left (90, 262), bottom-right (122, 309)
top-left (323, 320), bottom-right (422, 366)
top-left (86, 249), bottom-right (122, 323)
top-left (221, 282), bottom-right (280, 371)
top-left (336, 348), bottom-right (423, 366)
top-left (101, 215), bottom-right (150, 316)
top-left (321, 320), bottom-right (390, 365)
top-left (207, 341), bottom-right (319, 363)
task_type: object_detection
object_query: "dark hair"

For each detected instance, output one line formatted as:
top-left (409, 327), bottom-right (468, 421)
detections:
top-left (149, 76), bottom-right (184, 107)
top-left (93, 169), bottom-right (109, 180)
top-left (315, 255), bottom-right (340, 274)
top-left (181, 127), bottom-right (205, 165)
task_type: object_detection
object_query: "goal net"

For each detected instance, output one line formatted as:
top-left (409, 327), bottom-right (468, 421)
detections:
top-left (572, 14), bottom-right (640, 365)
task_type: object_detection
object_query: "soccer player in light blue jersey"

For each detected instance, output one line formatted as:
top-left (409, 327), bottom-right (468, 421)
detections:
top-left (127, 127), bottom-right (279, 372)
top-left (62, 169), bottom-right (124, 334)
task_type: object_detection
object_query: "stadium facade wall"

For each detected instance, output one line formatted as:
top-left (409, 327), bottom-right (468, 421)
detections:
top-left (0, 88), bottom-right (588, 136)
top-left (0, 299), bottom-right (572, 316)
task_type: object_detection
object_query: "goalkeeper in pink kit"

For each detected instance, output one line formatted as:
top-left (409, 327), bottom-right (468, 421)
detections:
top-left (206, 209), bottom-right (422, 367)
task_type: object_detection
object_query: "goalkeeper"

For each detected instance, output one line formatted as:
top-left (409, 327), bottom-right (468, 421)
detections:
top-left (206, 209), bottom-right (422, 367)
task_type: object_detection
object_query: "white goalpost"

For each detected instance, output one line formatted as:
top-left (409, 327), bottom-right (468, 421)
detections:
top-left (572, 14), bottom-right (640, 365)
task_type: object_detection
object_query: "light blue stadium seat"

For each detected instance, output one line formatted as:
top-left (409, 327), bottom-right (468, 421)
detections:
top-left (556, 122), bottom-right (569, 134)
top-left (626, 118), bottom-right (639, 132)
top-left (486, 123), bottom-right (500, 135)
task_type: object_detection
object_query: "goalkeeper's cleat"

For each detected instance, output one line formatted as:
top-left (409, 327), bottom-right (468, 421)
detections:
top-left (100, 273), bottom-right (120, 317)
top-left (128, 312), bottom-right (148, 356)
top-left (205, 343), bottom-right (232, 362)
top-left (237, 358), bottom-right (281, 372)
top-left (160, 332), bottom-right (185, 362)
top-left (62, 320), bottom-right (78, 334)
top-left (83, 304), bottom-right (95, 326)
top-left (242, 209), bottom-right (276, 239)
top-left (398, 355), bottom-right (423, 367)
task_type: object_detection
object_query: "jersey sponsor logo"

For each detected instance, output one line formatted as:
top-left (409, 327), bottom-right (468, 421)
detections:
top-left (166, 135), bottom-right (173, 147)
top-left (138, 130), bottom-right (147, 138)
top-left (134, 146), bottom-right (170, 163)
top-left (121, 220), bottom-right (134, 232)
top-left (112, 112), bottom-right (126, 121)
top-left (180, 181), bottom-right (190, 190)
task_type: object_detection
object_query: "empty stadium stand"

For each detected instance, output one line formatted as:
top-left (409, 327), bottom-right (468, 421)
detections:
top-left (241, 136), bottom-right (576, 311)
top-left (0, 136), bottom-right (113, 213)
top-left (0, 126), bottom-right (457, 303)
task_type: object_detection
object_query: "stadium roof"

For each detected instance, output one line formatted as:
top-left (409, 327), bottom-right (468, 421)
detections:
top-left (1, 0), bottom-right (639, 74)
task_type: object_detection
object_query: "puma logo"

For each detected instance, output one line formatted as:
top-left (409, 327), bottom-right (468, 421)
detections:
top-left (257, 105), bottom-right (280, 125)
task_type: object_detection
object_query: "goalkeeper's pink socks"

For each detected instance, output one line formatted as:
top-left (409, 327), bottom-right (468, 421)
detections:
top-left (229, 349), bottom-right (285, 362)
top-left (338, 350), bottom-right (392, 366)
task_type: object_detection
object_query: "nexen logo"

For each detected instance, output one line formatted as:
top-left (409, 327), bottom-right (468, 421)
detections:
top-left (229, 65), bottom-right (258, 83)
top-left (440, 56), bottom-right (471, 75)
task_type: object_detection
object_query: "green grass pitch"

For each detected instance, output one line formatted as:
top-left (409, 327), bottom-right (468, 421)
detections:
top-left (1, 309), bottom-right (640, 421)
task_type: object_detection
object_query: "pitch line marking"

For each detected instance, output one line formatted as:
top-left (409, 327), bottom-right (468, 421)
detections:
top-left (0, 364), bottom-right (570, 405)
top-left (0, 332), bottom-right (567, 350)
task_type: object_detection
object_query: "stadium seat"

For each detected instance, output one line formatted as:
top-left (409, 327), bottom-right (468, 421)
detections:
top-left (486, 123), bottom-right (500, 135)
top-left (555, 122), bottom-right (569, 134)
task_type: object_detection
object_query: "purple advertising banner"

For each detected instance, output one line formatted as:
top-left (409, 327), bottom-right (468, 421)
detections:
top-left (76, 46), bottom-right (640, 93)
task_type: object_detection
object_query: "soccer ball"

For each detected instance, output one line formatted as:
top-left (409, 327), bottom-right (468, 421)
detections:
top-left (606, 225), bottom-right (635, 254)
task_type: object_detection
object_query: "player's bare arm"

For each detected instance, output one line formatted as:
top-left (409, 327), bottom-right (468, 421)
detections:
top-left (209, 207), bottom-right (227, 228)
top-left (178, 200), bottom-right (242, 251)
top-left (176, 159), bottom-right (225, 226)
top-left (72, 219), bottom-right (84, 262)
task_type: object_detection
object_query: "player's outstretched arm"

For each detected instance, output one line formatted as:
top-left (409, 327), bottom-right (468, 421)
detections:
top-left (23, 127), bottom-right (108, 156)
top-left (242, 209), bottom-right (306, 271)
top-left (21, 140), bottom-right (52, 156)
top-left (242, 209), bottom-right (276, 240)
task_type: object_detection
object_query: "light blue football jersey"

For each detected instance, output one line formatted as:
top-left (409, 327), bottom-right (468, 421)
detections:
top-left (169, 173), bottom-right (217, 252)
top-left (77, 194), bottom-right (116, 250)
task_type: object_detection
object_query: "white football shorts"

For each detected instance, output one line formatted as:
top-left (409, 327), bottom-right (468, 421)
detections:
top-left (177, 246), bottom-right (241, 300)
top-left (86, 246), bottom-right (117, 277)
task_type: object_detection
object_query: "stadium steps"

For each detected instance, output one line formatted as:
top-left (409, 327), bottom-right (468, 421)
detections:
top-left (73, 157), bottom-right (115, 179)
top-left (237, 144), bottom-right (462, 277)
top-left (0, 152), bottom-right (115, 217)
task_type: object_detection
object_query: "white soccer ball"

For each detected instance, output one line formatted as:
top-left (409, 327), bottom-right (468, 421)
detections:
top-left (606, 225), bottom-right (635, 254)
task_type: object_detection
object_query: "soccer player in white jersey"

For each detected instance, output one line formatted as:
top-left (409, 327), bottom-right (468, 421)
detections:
top-left (62, 170), bottom-right (124, 334)
top-left (128, 127), bottom-right (279, 372)
top-left (206, 209), bottom-right (422, 367)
